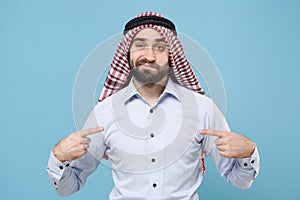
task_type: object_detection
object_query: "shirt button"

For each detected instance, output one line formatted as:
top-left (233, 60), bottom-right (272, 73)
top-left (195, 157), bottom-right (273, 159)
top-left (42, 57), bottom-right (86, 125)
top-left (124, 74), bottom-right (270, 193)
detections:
top-left (244, 163), bottom-right (248, 167)
top-left (66, 163), bottom-right (70, 167)
top-left (152, 183), bottom-right (157, 188)
top-left (150, 133), bottom-right (154, 138)
top-left (151, 158), bottom-right (156, 163)
top-left (54, 182), bottom-right (57, 185)
top-left (59, 166), bottom-right (63, 170)
top-left (251, 160), bottom-right (255, 164)
top-left (150, 109), bottom-right (153, 113)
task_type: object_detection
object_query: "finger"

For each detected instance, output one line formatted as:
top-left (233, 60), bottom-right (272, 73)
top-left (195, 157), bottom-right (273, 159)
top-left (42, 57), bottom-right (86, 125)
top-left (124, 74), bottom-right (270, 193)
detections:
top-left (81, 144), bottom-right (89, 150)
top-left (200, 129), bottom-right (224, 138)
top-left (80, 144), bottom-right (89, 150)
top-left (215, 138), bottom-right (223, 146)
top-left (80, 137), bottom-right (91, 144)
top-left (217, 145), bottom-right (225, 152)
top-left (78, 127), bottom-right (104, 137)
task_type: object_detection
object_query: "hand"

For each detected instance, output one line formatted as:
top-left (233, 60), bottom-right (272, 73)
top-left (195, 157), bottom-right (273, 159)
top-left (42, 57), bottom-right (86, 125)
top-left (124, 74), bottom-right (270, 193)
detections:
top-left (52, 127), bottom-right (104, 162)
top-left (200, 129), bottom-right (255, 158)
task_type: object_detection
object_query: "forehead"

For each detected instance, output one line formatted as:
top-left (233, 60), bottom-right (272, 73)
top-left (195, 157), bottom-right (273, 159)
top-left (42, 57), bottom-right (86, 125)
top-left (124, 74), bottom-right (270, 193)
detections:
top-left (133, 28), bottom-right (165, 42)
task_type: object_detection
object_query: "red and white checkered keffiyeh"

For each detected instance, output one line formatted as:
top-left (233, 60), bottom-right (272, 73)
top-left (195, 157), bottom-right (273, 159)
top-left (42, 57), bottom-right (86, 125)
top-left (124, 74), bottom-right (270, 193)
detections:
top-left (98, 12), bottom-right (205, 102)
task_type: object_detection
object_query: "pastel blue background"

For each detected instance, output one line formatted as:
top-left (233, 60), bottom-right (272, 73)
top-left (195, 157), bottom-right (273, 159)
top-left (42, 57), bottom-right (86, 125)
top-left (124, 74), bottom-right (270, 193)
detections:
top-left (1, 0), bottom-right (299, 199)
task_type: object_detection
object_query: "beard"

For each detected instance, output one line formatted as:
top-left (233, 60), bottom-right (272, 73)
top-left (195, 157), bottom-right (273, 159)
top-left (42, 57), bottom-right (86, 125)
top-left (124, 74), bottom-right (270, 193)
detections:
top-left (130, 58), bottom-right (170, 84)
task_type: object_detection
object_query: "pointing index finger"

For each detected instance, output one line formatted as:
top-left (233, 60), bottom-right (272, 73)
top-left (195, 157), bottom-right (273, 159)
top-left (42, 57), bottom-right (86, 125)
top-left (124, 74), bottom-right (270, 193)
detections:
top-left (200, 129), bottom-right (224, 138)
top-left (78, 127), bottom-right (104, 137)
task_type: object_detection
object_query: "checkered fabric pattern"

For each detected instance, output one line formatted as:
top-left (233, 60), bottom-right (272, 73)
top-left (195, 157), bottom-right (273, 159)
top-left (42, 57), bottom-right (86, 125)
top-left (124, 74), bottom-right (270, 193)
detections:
top-left (99, 12), bottom-right (205, 102)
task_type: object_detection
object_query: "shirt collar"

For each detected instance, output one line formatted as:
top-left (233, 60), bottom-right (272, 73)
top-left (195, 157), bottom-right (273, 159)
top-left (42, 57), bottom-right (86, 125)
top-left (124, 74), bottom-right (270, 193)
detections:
top-left (122, 77), bottom-right (181, 104)
top-left (160, 78), bottom-right (181, 102)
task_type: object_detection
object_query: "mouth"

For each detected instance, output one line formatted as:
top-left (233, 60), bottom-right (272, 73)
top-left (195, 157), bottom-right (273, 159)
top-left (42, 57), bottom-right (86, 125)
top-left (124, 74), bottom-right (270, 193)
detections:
top-left (138, 63), bottom-right (158, 70)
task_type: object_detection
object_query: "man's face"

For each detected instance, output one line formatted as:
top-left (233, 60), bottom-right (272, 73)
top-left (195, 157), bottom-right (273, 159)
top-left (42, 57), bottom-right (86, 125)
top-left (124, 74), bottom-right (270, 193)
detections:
top-left (129, 28), bottom-right (169, 84)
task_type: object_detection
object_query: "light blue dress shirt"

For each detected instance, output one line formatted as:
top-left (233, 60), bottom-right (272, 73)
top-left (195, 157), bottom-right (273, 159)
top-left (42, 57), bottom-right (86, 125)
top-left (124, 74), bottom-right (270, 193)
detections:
top-left (47, 78), bottom-right (260, 200)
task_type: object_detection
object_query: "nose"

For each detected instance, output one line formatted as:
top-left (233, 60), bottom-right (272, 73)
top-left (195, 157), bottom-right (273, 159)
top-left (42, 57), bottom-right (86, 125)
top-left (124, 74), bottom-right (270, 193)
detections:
top-left (143, 47), bottom-right (156, 62)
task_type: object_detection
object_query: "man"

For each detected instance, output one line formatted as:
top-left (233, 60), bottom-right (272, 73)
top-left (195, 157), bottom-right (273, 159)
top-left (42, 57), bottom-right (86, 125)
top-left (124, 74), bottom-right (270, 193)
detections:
top-left (47, 12), bottom-right (260, 200)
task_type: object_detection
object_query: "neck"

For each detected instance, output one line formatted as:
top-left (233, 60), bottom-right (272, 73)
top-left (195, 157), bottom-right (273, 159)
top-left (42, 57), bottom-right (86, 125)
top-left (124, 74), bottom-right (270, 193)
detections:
top-left (133, 76), bottom-right (168, 106)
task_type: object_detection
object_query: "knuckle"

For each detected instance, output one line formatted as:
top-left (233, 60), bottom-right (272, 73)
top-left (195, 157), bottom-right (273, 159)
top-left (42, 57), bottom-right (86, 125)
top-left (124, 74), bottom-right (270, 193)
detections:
top-left (72, 132), bottom-right (79, 138)
top-left (224, 132), bottom-right (230, 137)
top-left (79, 146), bottom-right (85, 151)
top-left (223, 152), bottom-right (230, 157)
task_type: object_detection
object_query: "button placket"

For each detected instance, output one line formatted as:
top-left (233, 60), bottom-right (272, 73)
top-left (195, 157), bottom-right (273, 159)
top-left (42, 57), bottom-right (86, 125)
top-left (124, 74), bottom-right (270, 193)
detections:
top-left (148, 106), bottom-right (157, 140)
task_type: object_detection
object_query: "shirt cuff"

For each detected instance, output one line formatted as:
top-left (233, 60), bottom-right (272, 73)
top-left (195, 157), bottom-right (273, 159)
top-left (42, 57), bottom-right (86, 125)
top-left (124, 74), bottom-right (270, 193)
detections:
top-left (47, 151), bottom-right (71, 179)
top-left (237, 146), bottom-right (260, 178)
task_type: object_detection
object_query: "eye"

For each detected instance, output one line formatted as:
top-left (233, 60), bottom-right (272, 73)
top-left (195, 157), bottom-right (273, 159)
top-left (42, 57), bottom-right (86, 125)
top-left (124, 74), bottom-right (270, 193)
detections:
top-left (154, 44), bottom-right (166, 52)
top-left (135, 43), bottom-right (145, 49)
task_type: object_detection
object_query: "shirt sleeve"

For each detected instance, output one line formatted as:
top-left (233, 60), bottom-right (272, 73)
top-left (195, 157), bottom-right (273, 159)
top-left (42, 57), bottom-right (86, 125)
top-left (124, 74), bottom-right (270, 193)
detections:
top-left (46, 109), bottom-right (107, 196)
top-left (204, 101), bottom-right (260, 189)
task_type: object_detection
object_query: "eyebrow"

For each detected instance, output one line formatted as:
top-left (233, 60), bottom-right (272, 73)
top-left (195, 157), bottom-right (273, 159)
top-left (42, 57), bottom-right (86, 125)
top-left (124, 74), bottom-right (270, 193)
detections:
top-left (132, 38), bottom-right (167, 43)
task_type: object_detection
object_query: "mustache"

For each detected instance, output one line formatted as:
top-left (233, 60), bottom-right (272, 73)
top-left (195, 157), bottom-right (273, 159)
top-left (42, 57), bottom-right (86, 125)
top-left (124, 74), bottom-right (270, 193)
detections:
top-left (135, 58), bottom-right (159, 68)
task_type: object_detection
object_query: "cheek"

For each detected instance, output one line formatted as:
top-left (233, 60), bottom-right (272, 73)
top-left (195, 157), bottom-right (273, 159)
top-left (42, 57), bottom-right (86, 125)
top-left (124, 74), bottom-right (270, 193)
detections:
top-left (128, 54), bottom-right (136, 67)
top-left (129, 59), bottom-right (134, 68)
top-left (129, 52), bottom-right (141, 63)
top-left (158, 54), bottom-right (169, 65)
